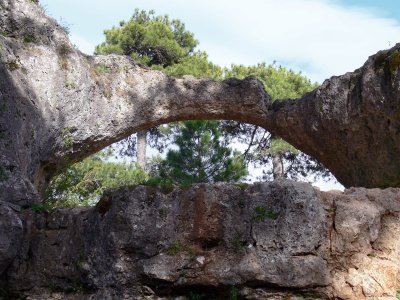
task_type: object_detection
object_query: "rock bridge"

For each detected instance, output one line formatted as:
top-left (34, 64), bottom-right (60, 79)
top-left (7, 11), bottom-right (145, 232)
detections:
top-left (0, 0), bottom-right (400, 298)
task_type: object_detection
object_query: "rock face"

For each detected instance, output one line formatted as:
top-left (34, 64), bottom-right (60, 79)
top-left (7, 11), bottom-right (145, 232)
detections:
top-left (1, 0), bottom-right (400, 298)
top-left (0, 0), bottom-right (399, 208)
top-left (269, 54), bottom-right (400, 189)
top-left (1, 180), bottom-right (400, 299)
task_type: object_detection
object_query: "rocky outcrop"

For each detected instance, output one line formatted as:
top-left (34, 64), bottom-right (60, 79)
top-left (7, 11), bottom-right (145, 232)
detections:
top-left (0, 0), bottom-right (399, 208)
top-left (1, 0), bottom-right (400, 297)
top-left (269, 53), bottom-right (400, 189)
top-left (1, 180), bottom-right (399, 299)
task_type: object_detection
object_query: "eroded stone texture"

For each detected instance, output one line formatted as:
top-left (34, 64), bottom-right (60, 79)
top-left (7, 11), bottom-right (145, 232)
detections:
top-left (0, 202), bottom-right (23, 274)
top-left (1, 180), bottom-right (399, 299)
top-left (0, 0), bottom-right (399, 213)
top-left (1, 0), bottom-right (400, 296)
top-left (267, 54), bottom-right (400, 189)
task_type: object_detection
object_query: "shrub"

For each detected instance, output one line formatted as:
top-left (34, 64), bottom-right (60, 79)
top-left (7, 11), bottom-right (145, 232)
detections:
top-left (95, 64), bottom-right (109, 74)
top-left (7, 59), bottom-right (19, 71)
top-left (23, 33), bottom-right (37, 43)
top-left (253, 205), bottom-right (278, 222)
top-left (45, 149), bottom-right (149, 207)
top-left (58, 43), bottom-right (72, 56)
top-left (31, 203), bottom-right (53, 213)
top-left (166, 240), bottom-right (184, 255)
top-left (61, 127), bottom-right (74, 148)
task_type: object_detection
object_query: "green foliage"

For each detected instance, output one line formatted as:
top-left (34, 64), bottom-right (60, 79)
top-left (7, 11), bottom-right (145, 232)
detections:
top-left (225, 62), bottom-right (317, 101)
top-left (396, 289), bottom-right (400, 299)
top-left (23, 33), bottom-right (37, 43)
top-left (224, 63), bottom-right (318, 165)
top-left (376, 50), bottom-right (400, 77)
top-left (59, 58), bottom-right (69, 70)
top-left (232, 230), bottom-right (244, 251)
top-left (253, 205), bottom-right (278, 221)
top-left (103, 86), bottom-right (112, 98)
top-left (155, 120), bottom-right (247, 186)
top-left (61, 25), bottom-right (70, 36)
top-left (45, 149), bottom-right (149, 207)
top-left (64, 80), bottom-right (76, 90)
top-left (58, 43), bottom-right (72, 56)
top-left (166, 240), bottom-right (184, 255)
top-left (187, 292), bottom-right (201, 300)
top-left (0, 165), bottom-right (7, 181)
top-left (389, 50), bottom-right (400, 75)
top-left (95, 9), bottom-right (198, 67)
top-left (265, 136), bottom-right (298, 156)
top-left (61, 127), bottom-right (74, 148)
top-left (159, 51), bottom-right (223, 79)
top-left (53, 9), bottom-right (323, 207)
top-left (7, 59), bottom-right (19, 71)
top-left (230, 286), bottom-right (239, 300)
top-left (58, 43), bottom-right (72, 71)
top-left (75, 253), bottom-right (86, 270)
top-left (31, 203), bottom-right (53, 213)
top-left (95, 63), bottom-right (109, 74)
top-left (145, 176), bottom-right (176, 193)
top-left (233, 182), bottom-right (249, 191)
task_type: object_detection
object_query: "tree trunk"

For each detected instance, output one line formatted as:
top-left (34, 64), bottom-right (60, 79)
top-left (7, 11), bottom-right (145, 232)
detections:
top-left (272, 153), bottom-right (284, 180)
top-left (136, 130), bottom-right (147, 169)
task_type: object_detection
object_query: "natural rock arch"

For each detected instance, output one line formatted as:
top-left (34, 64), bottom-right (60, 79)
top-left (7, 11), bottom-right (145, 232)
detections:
top-left (1, 0), bottom-right (400, 210)
top-left (1, 1), bottom-right (400, 298)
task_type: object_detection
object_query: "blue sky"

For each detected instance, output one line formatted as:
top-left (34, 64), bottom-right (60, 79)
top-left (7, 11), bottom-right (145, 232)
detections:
top-left (40, 0), bottom-right (400, 83)
top-left (338, 0), bottom-right (400, 20)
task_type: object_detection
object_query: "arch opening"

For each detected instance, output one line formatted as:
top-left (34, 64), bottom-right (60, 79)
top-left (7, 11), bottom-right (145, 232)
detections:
top-left (43, 118), bottom-right (339, 209)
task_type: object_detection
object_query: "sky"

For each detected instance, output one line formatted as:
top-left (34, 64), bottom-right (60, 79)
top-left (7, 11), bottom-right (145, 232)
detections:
top-left (39, 0), bottom-right (400, 190)
top-left (40, 0), bottom-right (400, 83)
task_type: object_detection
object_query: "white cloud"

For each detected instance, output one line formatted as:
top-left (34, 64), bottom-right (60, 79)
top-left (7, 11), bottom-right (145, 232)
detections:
top-left (166, 0), bottom-right (400, 82)
top-left (46, 0), bottom-right (400, 82)
top-left (54, 0), bottom-right (398, 190)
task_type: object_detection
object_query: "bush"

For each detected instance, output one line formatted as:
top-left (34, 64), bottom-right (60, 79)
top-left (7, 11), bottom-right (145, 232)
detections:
top-left (45, 149), bottom-right (149, 207)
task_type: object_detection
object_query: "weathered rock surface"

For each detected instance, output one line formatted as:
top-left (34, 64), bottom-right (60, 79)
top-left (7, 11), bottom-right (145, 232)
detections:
top-left (0, 0), bottom-right (399, 208)
top-left (0, 201), bottom-right (22, 275)
top-left (1, 0), bottom-right (400, 297)
top-left (1, 180), bottom-right (399, 299)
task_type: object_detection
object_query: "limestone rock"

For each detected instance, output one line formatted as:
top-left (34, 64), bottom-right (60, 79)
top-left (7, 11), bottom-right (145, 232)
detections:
top-left (1, 180), bottom-right (399, 299)
top-left (1, 0), bottom-right (400, 297)
top-left (0, 202), bottom-right (22, 274)
top-left (0, 0), bottom-right (399, 215)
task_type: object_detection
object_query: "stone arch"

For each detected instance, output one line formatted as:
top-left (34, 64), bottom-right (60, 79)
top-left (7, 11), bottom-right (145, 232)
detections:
top-left (1, 1), bottom-right (400, 297)
top-left (1, 0), bottom-right (400, 210)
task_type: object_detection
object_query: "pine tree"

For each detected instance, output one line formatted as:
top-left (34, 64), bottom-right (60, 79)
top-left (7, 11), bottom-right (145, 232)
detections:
top-left (95, 9), bottom-right (198, 67)
top-left (96, 9), bottom-right (222, 168)
top-left (223, 63), bottom-right (322, 180)
top-left (155, 120), bottom-right (247, 186)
